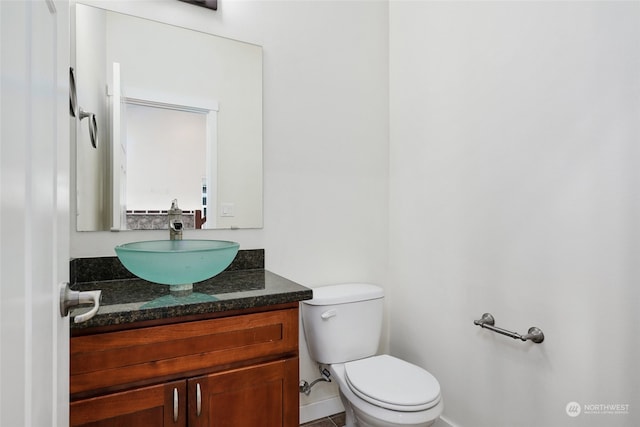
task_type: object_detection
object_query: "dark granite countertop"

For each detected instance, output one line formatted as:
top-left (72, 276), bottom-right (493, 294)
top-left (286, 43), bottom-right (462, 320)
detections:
top-left (69, 249), bottom-right (313, 335)
top-left (69, 250), bottom-right (312, 330)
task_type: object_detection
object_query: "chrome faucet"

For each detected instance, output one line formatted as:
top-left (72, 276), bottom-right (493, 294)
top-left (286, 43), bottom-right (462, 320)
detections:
top-left (168, 199), bottom-right (183, 240)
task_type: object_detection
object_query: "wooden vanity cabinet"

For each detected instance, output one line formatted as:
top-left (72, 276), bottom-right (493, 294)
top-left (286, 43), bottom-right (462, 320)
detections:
top-left (70, 304), bottom-right (300, 427)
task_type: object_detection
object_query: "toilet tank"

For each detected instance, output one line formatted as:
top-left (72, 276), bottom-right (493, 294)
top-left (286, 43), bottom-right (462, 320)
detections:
top-left (301, 283), bottom-right (384, 364)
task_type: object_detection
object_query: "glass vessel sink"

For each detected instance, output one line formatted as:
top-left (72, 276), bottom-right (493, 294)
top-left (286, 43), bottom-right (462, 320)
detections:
top-left (115, 240), bottom-right (240, 287)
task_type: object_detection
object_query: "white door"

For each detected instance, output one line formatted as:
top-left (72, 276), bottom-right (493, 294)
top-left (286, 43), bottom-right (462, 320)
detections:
top-left (1, 1), bottom-right (70, 426)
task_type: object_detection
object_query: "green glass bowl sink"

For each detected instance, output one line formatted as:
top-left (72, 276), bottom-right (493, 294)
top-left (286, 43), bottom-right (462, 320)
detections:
top-left (114, 240), bottom-right (239, 286)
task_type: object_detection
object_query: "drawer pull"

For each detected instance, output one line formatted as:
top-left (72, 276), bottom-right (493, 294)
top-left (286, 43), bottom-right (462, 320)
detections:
top-left (173, 387), bottom-right (179, 422)
top-left (196, 383), bottom-right (202, 416)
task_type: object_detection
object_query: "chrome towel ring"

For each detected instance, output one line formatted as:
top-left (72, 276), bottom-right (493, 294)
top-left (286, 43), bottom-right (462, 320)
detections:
top-left (79, 107), bottom-right (98, 149)
top-left (70, 67), bottom-right (98, 149)
top-left (69, 67), bottom-right (77, 118)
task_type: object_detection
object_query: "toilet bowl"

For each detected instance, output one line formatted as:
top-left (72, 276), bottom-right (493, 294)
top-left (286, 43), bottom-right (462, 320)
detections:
top-left (332, 356), bottom-right (443, 427)
top-left (301, 283), bottom-right (444, 427)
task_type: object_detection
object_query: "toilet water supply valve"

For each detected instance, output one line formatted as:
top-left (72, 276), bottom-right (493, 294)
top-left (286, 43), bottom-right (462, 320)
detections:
top-left (299, 365), bottom-right (332, 395)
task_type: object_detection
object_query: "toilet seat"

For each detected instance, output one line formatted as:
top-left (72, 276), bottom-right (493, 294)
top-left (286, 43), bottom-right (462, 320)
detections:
top-left (344, 355), bottom-right (441, 412)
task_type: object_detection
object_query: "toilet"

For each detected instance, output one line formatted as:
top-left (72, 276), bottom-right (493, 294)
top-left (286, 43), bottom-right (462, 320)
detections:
top-left (301, 283), bottom-right (443, 427)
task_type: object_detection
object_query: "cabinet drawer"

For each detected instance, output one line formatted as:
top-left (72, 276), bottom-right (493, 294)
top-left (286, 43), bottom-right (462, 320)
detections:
top-left (71, 308), bottom-right (298, 397)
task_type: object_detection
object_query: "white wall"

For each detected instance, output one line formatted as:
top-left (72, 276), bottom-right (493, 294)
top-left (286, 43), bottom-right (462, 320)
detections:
top-left (71, 0), bottom-right (389, 420)
top-left (389, 2), bottom-right (640, 427)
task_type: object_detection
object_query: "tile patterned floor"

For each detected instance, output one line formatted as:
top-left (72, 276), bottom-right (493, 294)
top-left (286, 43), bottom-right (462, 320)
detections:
top-left (301, 412), bottom-right (346, 427)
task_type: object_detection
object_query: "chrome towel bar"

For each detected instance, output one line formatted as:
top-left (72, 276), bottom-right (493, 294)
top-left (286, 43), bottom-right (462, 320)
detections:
top-left (474, 313), bottom-right (544, 344)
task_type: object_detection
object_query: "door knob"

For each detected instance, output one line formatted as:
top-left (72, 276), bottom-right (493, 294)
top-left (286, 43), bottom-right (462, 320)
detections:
top-left (59, 282), bottom-right (102, 323)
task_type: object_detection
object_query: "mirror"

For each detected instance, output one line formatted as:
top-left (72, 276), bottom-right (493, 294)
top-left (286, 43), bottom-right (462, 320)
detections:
top-left (74, 3), bottom-right (263, 231)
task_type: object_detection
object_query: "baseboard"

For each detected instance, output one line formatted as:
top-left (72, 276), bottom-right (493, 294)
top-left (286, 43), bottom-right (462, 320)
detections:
top-left (434, 415), bottom-right (457, 427)
top-left (299, 396), bottom-right (344, 424)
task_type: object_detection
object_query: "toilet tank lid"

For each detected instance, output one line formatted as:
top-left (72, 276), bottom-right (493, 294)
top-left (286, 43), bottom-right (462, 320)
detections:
top-left (304, 283), bottom-right (384, 306)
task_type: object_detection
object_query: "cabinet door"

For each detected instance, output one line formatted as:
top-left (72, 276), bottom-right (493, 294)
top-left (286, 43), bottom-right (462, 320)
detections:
top-left (188, 358), bottom-right (299, 427)
top-left (70, 380), bottom-right (187, 427)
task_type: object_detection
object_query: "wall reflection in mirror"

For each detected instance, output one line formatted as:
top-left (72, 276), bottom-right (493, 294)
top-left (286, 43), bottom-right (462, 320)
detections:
top-left (74, 3), bottom-right (263, 231)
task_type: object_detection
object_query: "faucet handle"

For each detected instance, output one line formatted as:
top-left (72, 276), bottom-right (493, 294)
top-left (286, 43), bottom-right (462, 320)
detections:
top-left (169, 218), bottom-right (183, 240)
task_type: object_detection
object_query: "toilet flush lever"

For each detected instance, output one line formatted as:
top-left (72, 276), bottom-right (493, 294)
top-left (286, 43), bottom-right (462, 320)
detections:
top-left (59, 282), bottom-right (102, 323)
top-left (321, 309), bottom-right (337, 320)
